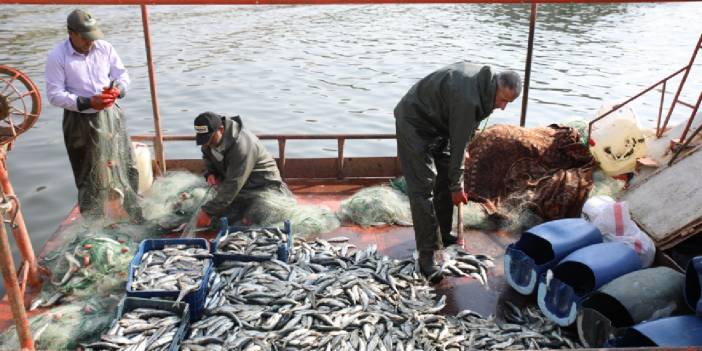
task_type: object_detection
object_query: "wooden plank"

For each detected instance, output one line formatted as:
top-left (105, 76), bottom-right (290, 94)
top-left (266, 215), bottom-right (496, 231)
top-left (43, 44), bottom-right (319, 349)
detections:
top-left (622, 146), bottom-right (702, 249)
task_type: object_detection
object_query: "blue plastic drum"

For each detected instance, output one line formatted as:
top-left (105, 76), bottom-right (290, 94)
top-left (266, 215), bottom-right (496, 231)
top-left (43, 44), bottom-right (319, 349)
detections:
top-left (606, 315), bottom-right (702, 347)
top-left (537, 242), bottom-right (641, 326)
top-left (685, 256), bottom-right (702, 316)
top-left (505, 218), bottom-right (602, 295)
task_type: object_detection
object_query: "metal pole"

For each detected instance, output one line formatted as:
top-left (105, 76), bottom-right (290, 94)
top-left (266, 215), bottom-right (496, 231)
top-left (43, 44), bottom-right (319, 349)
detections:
top-left (658, 33), bottom-right (702, 137)
top-left (677, 91), bottom-right (702, 144)
top-left (0, 210), bottom-right (34, 351)
top-left (141, 5), bottom-right (167, 174)
top-left (0, 151), bottom-right (40, 286)
top-left (520, 2), bottom-right (537, 127)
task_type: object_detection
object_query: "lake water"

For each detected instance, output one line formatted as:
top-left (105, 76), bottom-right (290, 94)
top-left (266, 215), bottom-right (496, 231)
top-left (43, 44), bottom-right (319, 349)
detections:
top-left (0, 3), bottom-right (701, 292)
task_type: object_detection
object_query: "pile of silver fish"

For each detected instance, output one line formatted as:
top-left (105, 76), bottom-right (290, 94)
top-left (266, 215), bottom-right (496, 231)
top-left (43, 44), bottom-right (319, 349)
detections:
top-left (216, 228), bottom-right (288, 257)
top-left (180, 237), bottom-right (579, 350)
top-left (83, 307), bottom-right (182, 351)
top-left (130, 244), bottom-right (211, 302)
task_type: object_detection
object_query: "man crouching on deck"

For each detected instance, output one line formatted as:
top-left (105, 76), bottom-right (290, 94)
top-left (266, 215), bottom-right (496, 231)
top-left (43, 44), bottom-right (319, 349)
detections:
top-left (193, 112), bottom-right (293, 228)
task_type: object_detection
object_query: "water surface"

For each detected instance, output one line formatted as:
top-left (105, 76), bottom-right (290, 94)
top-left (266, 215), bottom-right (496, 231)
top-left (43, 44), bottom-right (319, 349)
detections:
top-left (0, 3), bottom-right (700, 292)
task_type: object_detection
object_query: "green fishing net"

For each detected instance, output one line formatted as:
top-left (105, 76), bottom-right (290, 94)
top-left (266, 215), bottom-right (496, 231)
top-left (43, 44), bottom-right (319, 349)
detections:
top-left (562, 118), bottom-right (590, 146)
top-left (243, 189), bottom-right (340, 237)
top-left (77, 108), bottom-right (141, 220)
top-left (141, 171), bottom-right (212, 230)
top-left (589, 169), bottom-right (626, 199)
top-left (337, 185), bottom-right (412, 227)
top-left (34, 221), bottom-right (137, 311)
top-left (242, 188), bottom-right (298, 226)
top-left (0, 295), bottom-right (120, 350)
top-left (286, 204), bottom-right (340, 238)
top-left (390, 177), bottom-right (544, 234)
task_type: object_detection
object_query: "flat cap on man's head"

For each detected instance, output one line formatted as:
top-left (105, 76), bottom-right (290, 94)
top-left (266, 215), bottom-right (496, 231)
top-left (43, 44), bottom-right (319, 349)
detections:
top-left (67, 9), bottom-right (103, 41)
top-left (194, 112), bottom-right (224, 145)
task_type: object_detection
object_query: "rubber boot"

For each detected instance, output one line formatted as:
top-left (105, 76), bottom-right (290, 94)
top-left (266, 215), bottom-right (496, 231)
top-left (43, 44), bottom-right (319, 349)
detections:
top-left (419, 250), bottom-right (443, 284)
top-left (442, 232), bottom-right (458, 247)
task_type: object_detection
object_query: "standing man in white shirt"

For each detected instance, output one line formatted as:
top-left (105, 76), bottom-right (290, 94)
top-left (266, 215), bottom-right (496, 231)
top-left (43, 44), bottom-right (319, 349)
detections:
top-left (45, 9), bottom-right (142, 222)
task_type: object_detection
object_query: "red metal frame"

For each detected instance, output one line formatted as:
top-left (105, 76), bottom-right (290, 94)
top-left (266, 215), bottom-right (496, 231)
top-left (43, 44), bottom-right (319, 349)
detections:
top-left (0, 0), bottom-right (676, 3)
top-left (588, 33), bottom-right (702, 151)
top-left (659, 34), bottom-right (702, 140)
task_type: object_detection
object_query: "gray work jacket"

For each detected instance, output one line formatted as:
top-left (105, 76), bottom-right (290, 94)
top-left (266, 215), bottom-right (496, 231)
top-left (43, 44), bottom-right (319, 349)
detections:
top-left (394, 62), bottom-right (497, 192)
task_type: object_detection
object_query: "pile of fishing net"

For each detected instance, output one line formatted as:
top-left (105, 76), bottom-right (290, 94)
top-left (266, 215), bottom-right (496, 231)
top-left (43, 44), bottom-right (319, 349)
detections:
top-left (337, 185), bottom-right (412, 227)
top-left (0, 296), bottom-right (120, 350)
top-left (141, 171), bottom-right (213, 231)
top-left (243, 189), bottom-right (340, 238)
top-left (387, 172), bottom-right (625, 235)
top-left (33, 221), bottom-right (138, 311)
top-left (459, 199), bottom-right (544, 234)
top-left (386, 176), bottom-right (541, 233)
top-left (459, 169), bottom-right (625, 234)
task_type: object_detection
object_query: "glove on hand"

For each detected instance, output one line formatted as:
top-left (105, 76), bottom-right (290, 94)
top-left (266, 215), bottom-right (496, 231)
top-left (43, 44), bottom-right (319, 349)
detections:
top-left (195, 210), bottom-right (212, 228)
top-left (206, 174), bottom-right (220, 186)
top-left (451, 191), bottom-right (468, 206)
top-left (102, 86), bottom-right (121, 100)
top-left (90, 93), bottom-right (115, 110)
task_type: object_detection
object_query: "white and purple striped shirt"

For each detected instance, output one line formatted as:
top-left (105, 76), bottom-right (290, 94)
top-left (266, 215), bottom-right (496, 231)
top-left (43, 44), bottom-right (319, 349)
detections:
top-left (45, 38), bottom-right (130, 113)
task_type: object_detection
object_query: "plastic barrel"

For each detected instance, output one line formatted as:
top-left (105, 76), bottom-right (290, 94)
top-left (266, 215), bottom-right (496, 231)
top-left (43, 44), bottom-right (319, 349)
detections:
top-left (577, 266), bottom-right (686, 347)
top-left (537, 242), bottom-right (641, 326)
top-left (505, 218), bottom-right (602, 295)
top-left (606, 315), bottom-right (702, 347)
top-left (685, 256), bottom-right (702, 316)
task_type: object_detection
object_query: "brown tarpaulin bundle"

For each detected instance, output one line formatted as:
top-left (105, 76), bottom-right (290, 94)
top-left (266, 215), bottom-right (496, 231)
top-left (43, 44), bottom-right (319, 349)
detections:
top-left (465, 124), bottom-right (595, 221)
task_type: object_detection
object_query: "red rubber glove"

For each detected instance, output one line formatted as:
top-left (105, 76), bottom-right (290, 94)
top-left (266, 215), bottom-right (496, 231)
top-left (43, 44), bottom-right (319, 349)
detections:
top-left (195, 210), bottom-right (212, 228)
top-left (102, 86), bottom-right (121, 100)
top-left (90, 93), bottom-right (115, 110)
top-left (451, 191), bottom-right (468, 206)
top-left (206, 174), bottom-right (220, 186)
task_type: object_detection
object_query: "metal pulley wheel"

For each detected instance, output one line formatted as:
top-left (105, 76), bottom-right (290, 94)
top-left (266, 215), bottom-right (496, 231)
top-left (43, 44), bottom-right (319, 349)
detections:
top-left (0, 65), bottom-right (41, 145)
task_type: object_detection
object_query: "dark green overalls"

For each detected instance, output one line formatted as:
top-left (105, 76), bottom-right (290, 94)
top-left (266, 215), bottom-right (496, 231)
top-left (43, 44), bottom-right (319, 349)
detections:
top-left (394, 63), bottom-right (497, 256)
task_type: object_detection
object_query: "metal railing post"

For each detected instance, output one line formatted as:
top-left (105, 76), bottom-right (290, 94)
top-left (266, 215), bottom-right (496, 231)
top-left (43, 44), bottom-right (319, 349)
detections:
top-left (141, 5), bottom-right (167, 174)
top-left (520, 2), bottom-right (537, 127)
top-left (337, 138), bottom-right (345, 179)
top-left (678, 91), bottom-right (702, 143)
top-left (278, 138), bottom-right (286, 180)
top-left (656, 81), bottom-right (666, 133)
top-left (0, 150), bottom-right (39, 286)
top-left (0, 210), bottom-right (33, 351)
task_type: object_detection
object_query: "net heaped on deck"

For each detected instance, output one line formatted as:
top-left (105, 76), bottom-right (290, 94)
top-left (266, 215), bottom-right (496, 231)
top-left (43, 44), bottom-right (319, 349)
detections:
top-left (337, 185), bottom-right (412, 227)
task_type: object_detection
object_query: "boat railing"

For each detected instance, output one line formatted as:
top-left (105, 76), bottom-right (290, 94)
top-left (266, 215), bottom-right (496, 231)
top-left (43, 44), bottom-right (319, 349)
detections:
top-left (132, 133), bottom-right (399, 181)
top-left (588, 33), bottom-right (702, 166)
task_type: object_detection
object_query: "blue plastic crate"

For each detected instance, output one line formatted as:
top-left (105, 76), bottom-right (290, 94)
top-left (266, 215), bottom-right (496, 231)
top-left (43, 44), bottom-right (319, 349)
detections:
top-left (111, 297), bottom-right (190, 351)
top-left (126, 238), bottom-right (213, 321)
top-left (211, 217), bottom-right (293, 265)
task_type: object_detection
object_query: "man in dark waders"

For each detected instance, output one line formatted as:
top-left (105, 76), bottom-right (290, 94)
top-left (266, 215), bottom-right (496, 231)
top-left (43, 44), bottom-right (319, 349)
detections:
top-left (394, 62), bottom-right (521, 283)
top-left (193, 112), bottom-right (293, 228)
top-left (45, 9), bottom-right (142, 221)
